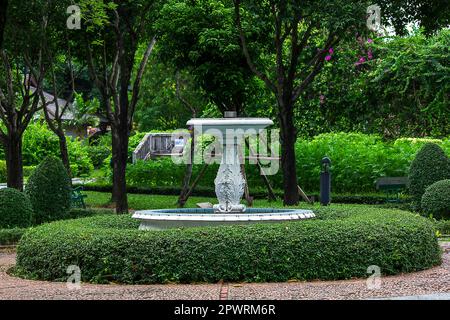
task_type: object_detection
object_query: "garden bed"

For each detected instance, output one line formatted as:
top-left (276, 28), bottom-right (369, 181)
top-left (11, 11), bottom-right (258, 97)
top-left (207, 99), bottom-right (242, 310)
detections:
top-left (14, 205), bottom-right (441, 284)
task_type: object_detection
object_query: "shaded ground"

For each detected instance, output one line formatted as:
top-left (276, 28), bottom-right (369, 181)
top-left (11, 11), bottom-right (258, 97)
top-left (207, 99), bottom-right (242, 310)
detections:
top-left (0, 243), bottom-right (448, 300)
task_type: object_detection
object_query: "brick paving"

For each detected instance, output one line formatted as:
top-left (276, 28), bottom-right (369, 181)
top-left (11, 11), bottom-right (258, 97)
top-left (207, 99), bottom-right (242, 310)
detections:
top-left (0, 243), bottom-right (448, 300)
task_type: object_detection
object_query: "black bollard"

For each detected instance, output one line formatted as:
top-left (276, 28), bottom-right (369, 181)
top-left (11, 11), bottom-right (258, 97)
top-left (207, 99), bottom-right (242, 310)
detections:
top-left (320, 157), bottom-right (331, 206)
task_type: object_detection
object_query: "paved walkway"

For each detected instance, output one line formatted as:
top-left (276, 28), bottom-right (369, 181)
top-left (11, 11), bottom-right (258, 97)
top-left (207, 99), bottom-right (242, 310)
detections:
top-left (0, 243), bottom-right (449, 300)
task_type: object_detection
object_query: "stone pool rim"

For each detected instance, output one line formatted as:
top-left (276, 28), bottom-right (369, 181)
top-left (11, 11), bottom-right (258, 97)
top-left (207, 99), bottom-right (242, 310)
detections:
top-left (132, 208), bottom-right (315, 230)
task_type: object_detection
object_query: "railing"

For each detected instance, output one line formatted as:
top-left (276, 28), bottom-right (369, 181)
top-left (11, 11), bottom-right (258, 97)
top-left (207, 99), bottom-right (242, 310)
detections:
top-left (133, 133), bottom-right (185, 163)
top-left (132, 133), bottom-right (151, 164)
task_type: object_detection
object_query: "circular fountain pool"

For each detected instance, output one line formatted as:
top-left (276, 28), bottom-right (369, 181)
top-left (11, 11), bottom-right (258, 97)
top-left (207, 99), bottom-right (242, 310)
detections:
top-left (132, 115), bottom-right (316, 230)
top-left (132, 208), bottom-right (315, 230)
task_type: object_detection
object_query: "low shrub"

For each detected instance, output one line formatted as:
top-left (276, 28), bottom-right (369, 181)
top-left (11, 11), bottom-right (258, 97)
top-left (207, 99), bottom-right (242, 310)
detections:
top-left (0, 227), bottom-right (28, 245)
top-left (79, 182), bottom-right (411, 205)
top-left (0, 208), bottom-right (113, 245)
top-left (435, 220), bottom-right (450, 235)
top-left (15, 206), bottom-right (441, 284)
top-left (25, 156), bottom-right (72, 225)
top-left (421, 180), bottom-right (450, 219)
top-left (409, 143), bottom-right (450, 206)
top-left (23, 165), bottom-right (36, 178)
top-left (0, 188), bottom-right (33, 229)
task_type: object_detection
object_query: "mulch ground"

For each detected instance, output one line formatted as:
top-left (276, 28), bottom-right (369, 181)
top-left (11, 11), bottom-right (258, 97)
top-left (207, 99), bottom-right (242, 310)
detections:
top-left (0, 243), bottom-right (448, 300)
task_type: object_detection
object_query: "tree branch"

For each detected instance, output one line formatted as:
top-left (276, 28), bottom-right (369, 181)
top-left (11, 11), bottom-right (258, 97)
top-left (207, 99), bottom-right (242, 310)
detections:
top-left (234, 0), bottom-right (277, 93)
top-left (128, 35), bottom-right (157, 125)
top-left (176, 71), bottom-right (197, 117)
top-left (291, 34), bottom-right (339, 103)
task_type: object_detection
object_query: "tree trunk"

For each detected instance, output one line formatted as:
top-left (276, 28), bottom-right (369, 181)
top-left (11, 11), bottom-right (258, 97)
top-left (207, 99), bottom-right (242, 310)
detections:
top-left (56, 130), bottom-right (72, 179)
top-left (5, 133), bottom-right (23, 191)
top-left (278, 102), bottom-right (299, 205)
top-left (178, 129), bottom-right (195, 207)
top-left (0, 0), bottom-right (7, 48)
top-left (111, 124), bottom-right (129, 214)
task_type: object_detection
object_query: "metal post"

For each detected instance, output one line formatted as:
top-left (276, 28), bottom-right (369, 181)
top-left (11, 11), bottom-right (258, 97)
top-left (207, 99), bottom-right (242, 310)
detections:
top-left (320, 157), bottom-right (331, 206)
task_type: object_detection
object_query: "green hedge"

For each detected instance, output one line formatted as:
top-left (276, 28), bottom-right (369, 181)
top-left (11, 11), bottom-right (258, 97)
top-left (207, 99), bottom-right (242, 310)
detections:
top-left (0, 208), bottom-right (113, 245)
top-left (77, 182), bottom-right (411, 204)
top-left (0, 188), bottom-right (33, 228)
top-left (0, 227), bottom-right (28, 245)
top-left (15, 206), bottom-right (441, 284)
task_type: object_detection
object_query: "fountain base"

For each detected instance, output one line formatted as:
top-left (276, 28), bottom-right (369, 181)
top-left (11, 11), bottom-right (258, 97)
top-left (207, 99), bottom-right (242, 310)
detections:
top-left (132, 208), bottom-right (315, 230)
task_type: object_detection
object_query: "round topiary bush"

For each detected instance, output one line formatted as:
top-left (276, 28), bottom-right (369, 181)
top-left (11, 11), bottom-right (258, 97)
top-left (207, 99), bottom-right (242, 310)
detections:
top-left (409, 143), bottom-right (450, 206)
top-left (15, 206), bottom-right (441, 284)
top-left (0, 188), bottom-right (33, 228)
top-left (25, 156), bottom-right (72, 225)
top-left (421, 179), bottom-right (450, 220)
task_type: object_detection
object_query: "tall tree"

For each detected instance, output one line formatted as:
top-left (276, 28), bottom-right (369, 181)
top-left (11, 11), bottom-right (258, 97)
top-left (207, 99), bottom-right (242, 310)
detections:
top-left (155, 0), bottom-right (263, 115)
top-left (79, 0), bottom-right (159, 213)
top-left (40, 55), bottom-right (76, 177)
top-left (234, 0), bottom-right (449, 205)
top-left (0, 0), bottom-right (49, 190)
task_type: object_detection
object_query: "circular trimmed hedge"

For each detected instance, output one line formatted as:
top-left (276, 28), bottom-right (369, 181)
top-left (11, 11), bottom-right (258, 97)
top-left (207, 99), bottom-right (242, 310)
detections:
top-left (421, 179), bottom-right (450, 220)
top-left (0, 188), bottom-right (33, 228)
top-left (15, 206), bottom-right (441, 284)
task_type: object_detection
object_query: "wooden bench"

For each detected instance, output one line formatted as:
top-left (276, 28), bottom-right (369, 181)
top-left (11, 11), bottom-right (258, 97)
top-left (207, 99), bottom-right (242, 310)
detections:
top-left (71, 186), bottom-right (87, 209)
top-left (376, 177), bottom-right (409, 203)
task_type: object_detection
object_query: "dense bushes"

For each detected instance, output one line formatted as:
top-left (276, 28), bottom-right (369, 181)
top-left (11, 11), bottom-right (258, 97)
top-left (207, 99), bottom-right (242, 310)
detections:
top-left (298, 30), bottom-right (450, 138)
top-left (114, 133), bottom-right (450, 193)
top-left (0, 188), bottom-right (33, 228)
top-left (25, 156), bottom-right (72, 225)
top-left (0, 123), bottom-right (93, 176)
top-left (421, 180), bottom-right (450, 219)
top-left (0, 228), bottom-right (28, 245)
top-left (15, 206), bottom-right (441, 284)
top-left (409, 143), bottom-right (450, 206)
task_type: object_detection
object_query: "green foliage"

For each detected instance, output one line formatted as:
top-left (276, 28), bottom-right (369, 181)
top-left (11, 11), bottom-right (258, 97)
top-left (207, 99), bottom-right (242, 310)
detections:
top-left (409, 143), bottom-right (450, 206)
top-left (0, 160), bottom-right (6, 183)
top-left (118, 133), bottom-right (450, 193)
top-left (421, 180), bottom-right (450, 220)
top-left (0, 188), bottom-right (33, 228)
top-left (155, 0), bottom-right (262, 114)
top-left (303, 29), bottom-right (450, 138)
top-left (0, 208), bottom-right (113, 245)
top-left (15, 206), bottom-right (441, 284)
top-left (13, 122), bottom-right (94, 176)
top-left (0, 227), bottom-right (28, 245)
top-left (435, 220), bottom-right (450, 235)
top-left (25, 156), bottom-right (72, 225)
top-left (87, 144), bottom-right (111, 169)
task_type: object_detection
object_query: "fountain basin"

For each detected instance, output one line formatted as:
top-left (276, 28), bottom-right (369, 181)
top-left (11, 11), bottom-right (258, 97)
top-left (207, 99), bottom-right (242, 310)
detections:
top-left (132, 208), bottom-right (315, 230)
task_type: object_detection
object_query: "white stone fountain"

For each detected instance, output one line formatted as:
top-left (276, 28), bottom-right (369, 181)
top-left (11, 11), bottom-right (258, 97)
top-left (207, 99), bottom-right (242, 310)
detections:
top-left (132, 116), bottom-right (315, 230)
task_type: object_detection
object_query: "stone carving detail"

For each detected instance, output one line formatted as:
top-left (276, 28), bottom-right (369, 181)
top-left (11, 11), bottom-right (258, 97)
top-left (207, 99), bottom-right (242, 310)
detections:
top-left (213, 144), bottom-right (246, 213)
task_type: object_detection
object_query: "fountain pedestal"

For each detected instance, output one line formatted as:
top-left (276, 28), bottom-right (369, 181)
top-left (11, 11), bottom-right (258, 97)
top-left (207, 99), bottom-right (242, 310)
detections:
top-left (213, 140), bottom-right (246, 213)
